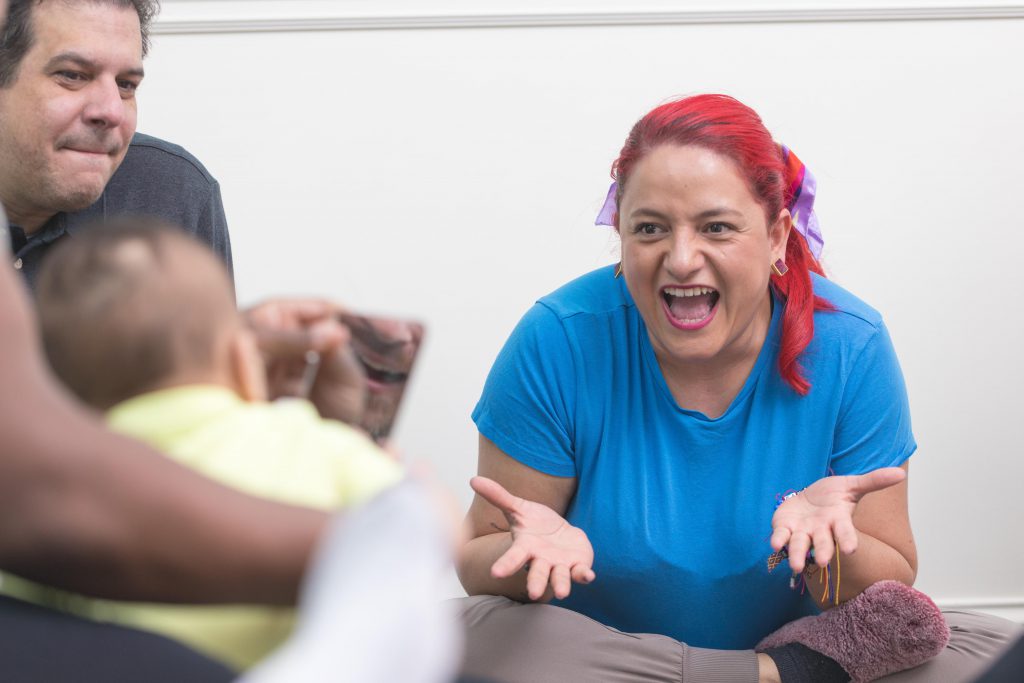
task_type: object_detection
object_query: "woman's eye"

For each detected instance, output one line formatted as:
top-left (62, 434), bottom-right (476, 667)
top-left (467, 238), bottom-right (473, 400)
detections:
top-left (635, 223), bottom-right (662, 236)
top-left (705, 222), bottom-right (731, 235)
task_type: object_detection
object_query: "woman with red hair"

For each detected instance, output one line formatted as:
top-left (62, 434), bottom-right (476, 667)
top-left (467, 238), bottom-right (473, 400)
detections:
top-left (455, 95), bottom-right (1019, 682)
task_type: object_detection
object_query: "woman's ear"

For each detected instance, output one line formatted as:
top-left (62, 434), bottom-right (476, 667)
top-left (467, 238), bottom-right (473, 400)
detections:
top-left (770, 208), bottom-right (793, 262)
top-left (229, 328), bottom-right (268, 403)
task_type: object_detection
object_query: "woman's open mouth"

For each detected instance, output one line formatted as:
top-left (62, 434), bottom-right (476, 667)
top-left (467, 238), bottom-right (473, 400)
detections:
top-left (661, 286), bottom-right (719, 330)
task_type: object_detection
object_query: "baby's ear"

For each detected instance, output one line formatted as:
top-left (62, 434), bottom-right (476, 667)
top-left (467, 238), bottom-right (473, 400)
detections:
top-left (230, 328), bottom-right (268, 402)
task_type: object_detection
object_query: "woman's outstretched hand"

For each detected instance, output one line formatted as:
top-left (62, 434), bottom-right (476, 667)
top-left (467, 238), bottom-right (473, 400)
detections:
top-left (470, 476), bottom-right (595, 602)
top-left (770, 467), bottom-right (906, 574)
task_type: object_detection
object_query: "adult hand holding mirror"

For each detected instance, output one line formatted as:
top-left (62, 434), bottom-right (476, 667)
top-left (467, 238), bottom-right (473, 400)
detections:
top-left (243, 299), bottom-right (367, 425)
top-left (244, 300), bottom-right (424, 441)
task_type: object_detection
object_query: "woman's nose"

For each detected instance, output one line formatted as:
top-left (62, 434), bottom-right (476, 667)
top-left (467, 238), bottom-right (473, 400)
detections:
top-left (664, 230), bottom-right (705, 278)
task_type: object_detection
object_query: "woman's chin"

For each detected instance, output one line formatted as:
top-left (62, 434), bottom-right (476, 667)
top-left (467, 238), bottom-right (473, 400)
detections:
top-left (654, 333), bottom-right (725, 366)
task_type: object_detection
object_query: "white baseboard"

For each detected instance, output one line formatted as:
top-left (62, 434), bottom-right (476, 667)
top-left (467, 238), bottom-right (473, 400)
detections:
top-left (154, 1), bottom-right (1024, 35)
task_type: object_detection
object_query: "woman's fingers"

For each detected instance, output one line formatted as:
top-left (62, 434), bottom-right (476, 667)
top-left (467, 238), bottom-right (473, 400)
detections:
top-left (811, 527), bottom-right (834, 567)
top-left (526, 559), bottom-right (553, 601)
top-left (787, 531), bottom-right (811, 574)
top-left (470, 476), bottom-right (521, 516)
top-left (550, 564), bottom-right (572, 600)
top-left (848, 467), bottom-right (906, 499)
top-left (833, 515), bottom-right (859, 556)
top-left (770, 526), bottom-right (792, 553)
top-left (490, 543), bottom-right (530, 579)
top-left (570, 564), bottom-right (596, 584)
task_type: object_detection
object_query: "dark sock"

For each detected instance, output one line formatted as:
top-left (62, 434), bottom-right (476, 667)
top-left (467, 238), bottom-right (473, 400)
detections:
top-left (765, 643), bottom-right (850, 683)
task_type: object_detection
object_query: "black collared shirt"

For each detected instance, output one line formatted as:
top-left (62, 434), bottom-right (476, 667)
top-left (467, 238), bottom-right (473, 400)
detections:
top-left (8, 132), bottom-right (232, 289)
top-left (9, 218), bottom-right (75, 279)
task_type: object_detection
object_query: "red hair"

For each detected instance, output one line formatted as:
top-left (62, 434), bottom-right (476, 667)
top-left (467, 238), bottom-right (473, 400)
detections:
top-left (611, 94), bottom-right (832, 395)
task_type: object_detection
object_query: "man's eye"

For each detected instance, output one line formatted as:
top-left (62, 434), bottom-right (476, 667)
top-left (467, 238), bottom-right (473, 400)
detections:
top-left (56, 70), bottom-right (87, 82)
top-left (118, 80), bottom-right (139, 95)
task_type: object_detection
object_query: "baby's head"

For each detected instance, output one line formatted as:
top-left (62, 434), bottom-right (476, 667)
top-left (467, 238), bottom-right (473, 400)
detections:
top-left (36, 218), bottom-right (267, 410)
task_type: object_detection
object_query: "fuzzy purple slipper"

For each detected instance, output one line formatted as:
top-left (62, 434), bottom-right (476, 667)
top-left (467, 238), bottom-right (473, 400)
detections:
top-left (756, 580), bottom-right (950, 682)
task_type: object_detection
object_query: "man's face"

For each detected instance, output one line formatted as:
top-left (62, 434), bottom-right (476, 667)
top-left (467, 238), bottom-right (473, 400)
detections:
top-left (0, 1), bottom-right (143, 229)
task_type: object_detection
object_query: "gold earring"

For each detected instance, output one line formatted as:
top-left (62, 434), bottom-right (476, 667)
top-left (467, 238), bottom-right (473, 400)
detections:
top-left (770, 258), bottom-right (789, 277)
top-left (614, 262), bottom-right (623, 278)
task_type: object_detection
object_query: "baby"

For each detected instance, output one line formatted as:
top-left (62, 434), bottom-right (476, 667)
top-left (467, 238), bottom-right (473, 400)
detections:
top-left (5, 218), bottom-right (403, 670)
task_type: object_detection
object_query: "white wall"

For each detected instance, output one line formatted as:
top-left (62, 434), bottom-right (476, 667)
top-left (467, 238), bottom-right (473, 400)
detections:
top-left (142, 1), bottom-right (1024, 616)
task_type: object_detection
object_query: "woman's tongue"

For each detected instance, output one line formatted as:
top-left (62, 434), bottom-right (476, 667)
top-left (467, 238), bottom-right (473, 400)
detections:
top-left (667, 293), bottom-right (714, 322)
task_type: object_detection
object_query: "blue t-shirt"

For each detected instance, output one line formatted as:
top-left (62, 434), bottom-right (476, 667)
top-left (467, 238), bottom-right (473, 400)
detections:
top-left (472, 265), bottom-right (916, 649)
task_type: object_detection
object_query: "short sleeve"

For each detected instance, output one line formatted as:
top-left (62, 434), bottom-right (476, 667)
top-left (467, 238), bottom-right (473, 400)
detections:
top-left (472, 303), bottom-right (578, 477)
top-left (830, 321), bottom-right (917, 475)
top-left (198, 180), bottom-right (233, 282)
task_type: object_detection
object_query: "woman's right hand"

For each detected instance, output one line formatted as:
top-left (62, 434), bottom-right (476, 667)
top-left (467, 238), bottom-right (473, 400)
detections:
top-left (470, 476), bottom-right (595, 601)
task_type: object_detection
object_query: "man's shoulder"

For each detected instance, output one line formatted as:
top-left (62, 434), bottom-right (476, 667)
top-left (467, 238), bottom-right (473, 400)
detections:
top-left (115, 132), bottom-right (219, 187)
top-left (62, 133), bottom-right (229, 244)
top-left (88, 133), bottom-right (224, 223)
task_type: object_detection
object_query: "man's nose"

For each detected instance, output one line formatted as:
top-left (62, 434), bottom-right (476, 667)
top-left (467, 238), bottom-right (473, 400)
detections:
top-left (83, 79), bottom-right (128, 129)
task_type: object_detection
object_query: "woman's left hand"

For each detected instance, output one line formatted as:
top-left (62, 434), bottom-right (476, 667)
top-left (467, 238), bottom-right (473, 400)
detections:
top-left (770, 467), bottom-right (906, 574)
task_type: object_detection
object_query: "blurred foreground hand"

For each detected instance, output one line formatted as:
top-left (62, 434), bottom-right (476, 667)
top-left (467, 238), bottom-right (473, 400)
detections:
top-left (242, 299), bottom-right (367, 425)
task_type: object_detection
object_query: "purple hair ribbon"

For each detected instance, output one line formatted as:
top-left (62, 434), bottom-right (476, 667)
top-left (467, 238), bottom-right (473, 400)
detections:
top-left (594, 181), bottom-right (618, 227)
top-left (594, 145), bottom-right (825, 261)
top-left (781, 145), bottom-right (825, 260)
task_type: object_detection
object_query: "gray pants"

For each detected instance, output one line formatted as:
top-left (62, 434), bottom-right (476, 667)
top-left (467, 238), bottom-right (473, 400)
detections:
top-left (457, 595), bottom-right (1022, 683)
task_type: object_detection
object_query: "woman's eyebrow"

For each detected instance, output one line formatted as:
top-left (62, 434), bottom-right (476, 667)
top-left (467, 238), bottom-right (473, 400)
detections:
top-left (693, 207), bottom-right (743, 220)
top-left (628, 207), bottom-right (672, 221)
top-left (628, 206), bottom-right (742, 221)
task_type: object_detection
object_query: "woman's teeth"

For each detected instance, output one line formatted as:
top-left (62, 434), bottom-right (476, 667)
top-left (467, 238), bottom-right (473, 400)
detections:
top-left (663, 286), bottom-right (715, 298)
top-left (662, 287), bottom-right (719, 323)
